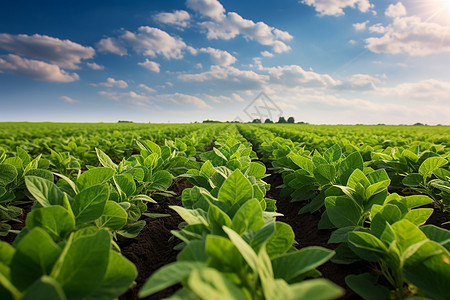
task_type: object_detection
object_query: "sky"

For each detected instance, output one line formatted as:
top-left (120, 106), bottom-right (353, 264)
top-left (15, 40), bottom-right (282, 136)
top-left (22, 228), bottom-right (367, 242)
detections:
top-left (0, 0), bottom-right (450, 124)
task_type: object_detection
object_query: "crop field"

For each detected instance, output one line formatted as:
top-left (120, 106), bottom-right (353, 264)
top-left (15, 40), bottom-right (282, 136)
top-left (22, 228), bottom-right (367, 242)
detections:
top-left (0, 122), bottom-right (449, 300)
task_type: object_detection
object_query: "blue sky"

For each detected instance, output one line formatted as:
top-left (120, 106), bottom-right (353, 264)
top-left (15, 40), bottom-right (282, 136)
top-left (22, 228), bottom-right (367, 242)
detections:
top-left (1, 0), bottom-right (450, 124)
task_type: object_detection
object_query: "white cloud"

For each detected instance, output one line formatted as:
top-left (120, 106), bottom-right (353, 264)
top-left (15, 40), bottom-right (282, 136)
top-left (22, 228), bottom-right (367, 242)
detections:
top-left (138, 59), bottom-right (160, 72)
top-left (335, 74), bottom-right (380, 91)
top-left (121, 26), bottom-right (187, 59)
top-left (86, 62), bottom-right (104, 70)
top-left (365, 16), bottom-right (450, 56)
top-left (173, 93), bottom-right (212, 109)
top-left (349, 40), bottom-right (357, 45)
top-left (266, 64), bottom-right (341, 89)
top-left (0, 33), bottom-right (95, 69)
top-left (187, 0), bottom-right (292, 53)
top-left (138, 83), bottom-right (156, 93)
top-left (60, 96), bottom-right (79, 103)
top-left (353, 20), bottom-right (369, 31)
top-left (154, 10), bottom-right (191, 28)
top-left (199, 47), bottom-right (236, 66)
top-left (384, 79), bottom-right (450, 102)
top-left (186, 0), bottom-right (225, 20)
top-left (368, 23), bottom-right (387, 33)
top-left (300, 0), bottom-right (373, 16)
top-left (178, 65), bottom-right (268, 91)
top-left (261, 51), bottom-right (273, 57)
top-left (96, 37), bottom-right (127, 56)
top-left (94, 77), bottom-right (128, 88)
top-left (0, 54), bottom-right (79, 82)
top-left (98, 90), bottom-right (120, 101)
top-left (232, 93), bottom-right (244, 102)
top-left (385, 2), bottom-right (407, 18)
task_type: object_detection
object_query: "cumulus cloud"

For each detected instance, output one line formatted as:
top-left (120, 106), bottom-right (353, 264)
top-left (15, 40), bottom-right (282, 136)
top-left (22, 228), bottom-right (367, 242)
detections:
top-left (187, 0), bottom-right (292, 53)
top-left (0, 33), bottom-right (95, 69)
top-left (368, 23), bottom-right (387, 33)
top-left (266, 64), bottom-right (341, 89)
top-left (60, 96), bottom-right (79, 103)
top-left (138, 83), bottom-right (156, 93)
top-left (94, 77), bottom-right (128, 88)
top-left (365, 16), bottom-right (450, 56)
top-left (199, 47), bottom-right (236, 66)
top-left (154, 10), bottom-right (191, 28)
top-left (138, 59), bottom-right (160, 72)
top-left (385, 79), bottom-right (450, 102)
top-left (385, 2), bottom-right (407, 18)
top-left (353, 20), bottom-right (369, 31)
top-left (335, 74), bottom-right (381, 91)
top-left (300, 0), bottom-right (373, 16)
top-left (178, 65), bottom-right (268, 91)
top-left (172, 93), bottom-right (212, 108)
top-left (86, 62), bottom-right (104, 70)
top-left (96, 37), bottom-right (127, 56)
top-left (0, 54), bottom-right (79, 82)
top-left (261, 51), bottom-right (273, 57)
top-left (232, 93), bottom-right (244, 101)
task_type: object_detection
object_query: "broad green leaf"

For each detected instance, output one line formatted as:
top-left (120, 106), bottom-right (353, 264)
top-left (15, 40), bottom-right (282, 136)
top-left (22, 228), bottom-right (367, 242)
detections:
top-left (218, 169), bottom-right (253, 207)
top-left (242, 221), bottom-right (276, 254)
top-left (98, 201), bottom-right (127, 230)
top-left (223, 226), bottom-right (258, 273)
top-left (26, 206), bottom-right (75, 241)
top-left (345, 273), bottom-right (390, 300)
top-left (76, 168), bottom-right (114, 191)
top-left (266, 222), bottom-right (295, 258)
top-left (16, 147), bottom-right (31, 166)
top-left (348, 231), bottom-right (388, 255)
top-left (72, 184), bottom-right (109, 225)
top-left (421, 225), bottom-right (450, 251)
top-left (419, 157), bottom-right (447, 179)
top-left (402, 173), bottom-right (423, 187)
top-left (347, 169), bottom-right (370, 189)
top-left (272, 246), bottom-right (334, 281)
top-left (206, 235), bottom-right (243, 273)
top-left (22, 276), bottom-right (66, 300)
top-left (85, 251), bottom-right (137, 300)
top-left (170, 206), bottom-right (209, 226)
top-left (403, 208), bottom-right (433, 226)
top-left (149, 170), bottom-right (172, 191)
top-left (325, 196), bottom-right (361, 228)
top-left (95, 148), bottom-right (117, 170)
top-left (187, 268), bottom-right (247, 300)
top-left (25, 176), bottom-right (65, 207)
top-left (391, 220), bottom-right (428, 254)
top-left (139, 261), bottom-right (205, 297)
top-left (52, 230), bottom-right (111, 299)
top-left (113, 173), bottom-right (136, 198)
top-left (208, 203), bottom-right (232, 235)
top-left (25, 168), bottom-right (53, 182)
top-left (288, 278), bottom-right (344, 300)
top-left (288, 153), bottom-right (314, 174)
top-left (247, 161), bottom-right (266, 178)
top-left (177, 240), bottom-right (208, 262)
top-left (323, 144), bottom-right (342, 163)
top-left (231, 199), bottom-right (264, 234)
top-left (313, 164), bottom-right (336, 185)
top-left (10, 228), bottom-right (61, 291)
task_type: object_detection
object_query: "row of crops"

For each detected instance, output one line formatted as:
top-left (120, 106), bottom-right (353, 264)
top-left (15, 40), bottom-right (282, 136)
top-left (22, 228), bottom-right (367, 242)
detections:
top-left (0, 122), bottom-right (449, 299)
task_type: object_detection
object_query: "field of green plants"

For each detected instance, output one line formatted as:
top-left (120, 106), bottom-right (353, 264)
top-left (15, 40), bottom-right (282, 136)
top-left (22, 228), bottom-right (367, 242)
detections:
top-left (0, 122), bottom-right (449, 300)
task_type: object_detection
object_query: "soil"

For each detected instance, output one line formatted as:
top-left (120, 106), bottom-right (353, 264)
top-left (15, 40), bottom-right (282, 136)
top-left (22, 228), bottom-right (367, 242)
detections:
top-left (0, 202), bottom-right (32, 244)
top-left (264, 171), bottom-right (369, 300)
top-left (119, 178), bottom-right (192, 300)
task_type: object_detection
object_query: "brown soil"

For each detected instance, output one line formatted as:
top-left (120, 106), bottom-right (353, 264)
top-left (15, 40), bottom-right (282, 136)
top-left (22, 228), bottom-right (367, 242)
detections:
top-left (119, 179), bottom-right (192, 300)
top-left (264, 172), bottom-right (369, 300)
top-left (0, 202), bottom-right (32, 244)
top-left (425, 204), bottom-right (450, 230)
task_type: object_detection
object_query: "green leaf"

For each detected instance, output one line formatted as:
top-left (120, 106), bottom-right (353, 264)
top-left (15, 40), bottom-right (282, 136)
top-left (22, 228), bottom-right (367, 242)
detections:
top-left (218, 169), bottom-right (253, 207)
top-left (403, 208), bottom-right (433, 226)
top-left (323, 144), bottom-right (342, 163)
top-left (98, 201), bottom-right (127, 230)
top-left (223, 226), bottom-right (258, 273)
top-left (421, 225), bottom-right (450, 251)
top-left (325, 196), bottom-right (361, 228)
top-left (10, 228), bottom-right (62, 291)
top-left (76, 168), bottom-right (114, 192)
top-left (272, 246), bottom-right (334, 281)
top-left (25, 176), bottom-right (65, 207)
top-left (345, 273), bottom-right (390, 300)
top-left (95, 148), bottom-right (117, 170)
top-left (139, 261), bottom-right (205, 297)
top-left (266, 222), bottom-right (295, 258)
top-left (26, 206), bottom-right (75, 241)
top-left (25, 168), bottom-right (54, 182)
top-left (187, 268), bottom-right (247, 300)
top-left (391, 219), bottom-right (427, 254)
top-left (247, 162), bottom-right (266, 178)
top-left (347, 169), bottom-right (370, 190)
top-left (231, 199), bottom-right (264, 234)
top-left (348, 231), bottom-right (388, 255)
top-left (206, 235), bottom-right (243, 273)
top-left (419, 157), bottom-right (448, 179)
top-left (51, 230), bottom-right (111, 299)
top-left (313, 164), bottom-right (336, 185)
top-left (22, 276), bottom-right (66, 300)
top-left (149, 170), bottom-right (173, 191)
top-left (85, 251), bottom-right (137, 300)
top-left (288, 278), bottom-right (344, 300)
top-left (72, 184), bottom-right (109, 225)
top-left (170, 206), bottom-right (209, 226)
top-left (113, 173), bottom-right (136, 198)
top-left (402, 173), bottom-right (423, 187)
top-left (288, 153), bottom-right (314, 174)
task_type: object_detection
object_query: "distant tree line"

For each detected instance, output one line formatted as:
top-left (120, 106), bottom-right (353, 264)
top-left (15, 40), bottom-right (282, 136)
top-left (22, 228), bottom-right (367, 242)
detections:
top-left (252, 116), bottom-right (304, 124)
